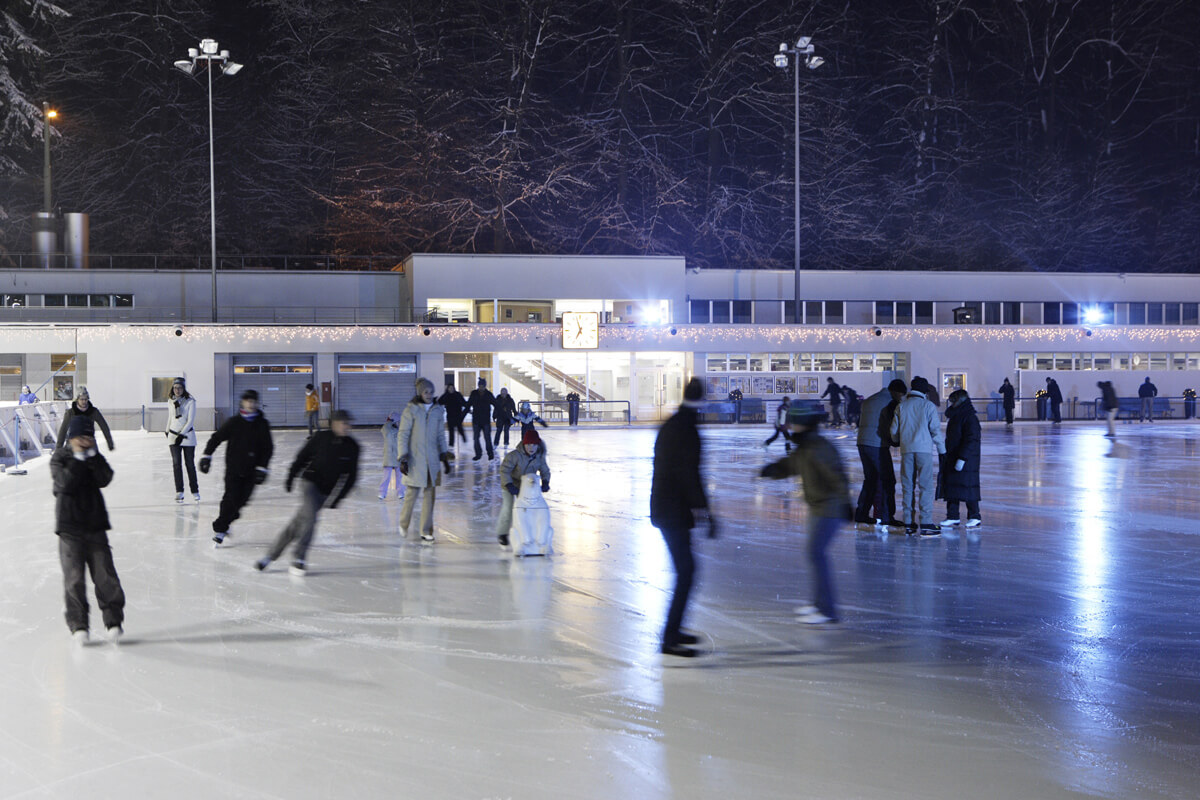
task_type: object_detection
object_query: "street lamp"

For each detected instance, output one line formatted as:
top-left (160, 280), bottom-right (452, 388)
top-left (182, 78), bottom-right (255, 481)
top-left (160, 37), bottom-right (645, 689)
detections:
top-left (772, 36), bottom-right (823, 324)
top-left (42, 103), bottom-right (57, 214)
top-left (174, 38), bottom-right (243, 323)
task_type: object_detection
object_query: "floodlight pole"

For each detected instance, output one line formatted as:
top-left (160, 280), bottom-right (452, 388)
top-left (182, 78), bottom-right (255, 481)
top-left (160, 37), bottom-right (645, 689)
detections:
top-left (207, 62), bottom-right (217, 323)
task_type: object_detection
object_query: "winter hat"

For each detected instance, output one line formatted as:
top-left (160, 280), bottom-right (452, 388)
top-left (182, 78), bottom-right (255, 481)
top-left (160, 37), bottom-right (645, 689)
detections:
top-left (330, 409), bottom-right (353, 423)
top-left (305, 383), bottom-right (314, 391)
top-left (786, 401), bottom-right (825, 428)
top-left (478, 377), bottom-right (487, 387)
top-left (66, 415), bottom-right (95, 440)
top-left (521, 429), bottom-right (541, 446)
top-left (683, 378), bottom-right (704, 402)
top-left (240, 389), bottom-right (259, 402)
top-left (910, 377), bottom-right (928, 393)
top-left (172, 377), bottom-right (186, 389)
top-left (76, 386), bottom-right (90, 400)
top-left (22, 384), bottom-right (31, 394)
top-left (887, 379), bottom-right (908, 394)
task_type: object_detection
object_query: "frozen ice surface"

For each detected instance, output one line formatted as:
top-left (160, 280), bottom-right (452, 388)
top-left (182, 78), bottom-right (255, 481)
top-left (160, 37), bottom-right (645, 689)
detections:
top-left (2, 422), bottom-right (1198, 799)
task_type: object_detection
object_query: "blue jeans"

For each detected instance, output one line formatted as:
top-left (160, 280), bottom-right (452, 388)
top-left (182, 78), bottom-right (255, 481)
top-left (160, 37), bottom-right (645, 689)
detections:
top-left (807, 515), bottom-right (841, 619)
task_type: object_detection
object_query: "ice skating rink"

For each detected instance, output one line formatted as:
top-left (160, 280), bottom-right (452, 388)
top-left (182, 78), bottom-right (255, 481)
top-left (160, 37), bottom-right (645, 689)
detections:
top-left (1, 421), bottom-right (1198, 799)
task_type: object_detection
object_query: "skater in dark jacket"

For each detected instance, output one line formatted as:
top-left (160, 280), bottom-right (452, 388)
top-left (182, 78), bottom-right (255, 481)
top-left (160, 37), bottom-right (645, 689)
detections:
top-left (1045, 377), bottom-right (1063, 423)
top-left (1138, 377), bottom-right (1158, 422)
top-left (256, 410), bottom-right (359, 576)
top-left (939, 390), bottom-right (982, 529)
top-left (55, 388), bottom-right (115, 451)
top-left (439, 383), bottom-right (467, 446)
top-left (650, 378), bottom-right (718, 657)
top-left (51, 415), bottom-right (125, 644)
top-left (467, 378), bottom-right (496, 460)
top-left (493, 387), bottom-right (518, 448)
top-left (997, 378), bottom-right (1016, 425)
top-left (821, 378), bottom-right (844, 426)
top-left (1098, 380), bottom-right (1119, 438)
top-left (200, 390), bottom-right (274, 545)
top-left (760, 402), bottom-right (852, 624)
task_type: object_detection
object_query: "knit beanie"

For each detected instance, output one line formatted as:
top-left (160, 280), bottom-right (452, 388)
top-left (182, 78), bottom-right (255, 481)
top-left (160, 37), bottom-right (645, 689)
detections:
top-left (66, 415), bottom-right (95, 440)
top-left (521, 429), bottom-right (541, 446)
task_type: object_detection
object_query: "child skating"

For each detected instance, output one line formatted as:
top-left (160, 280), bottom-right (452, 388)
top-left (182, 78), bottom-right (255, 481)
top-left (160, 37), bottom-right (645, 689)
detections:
top-left (200, 390), bottom-right (274, 546)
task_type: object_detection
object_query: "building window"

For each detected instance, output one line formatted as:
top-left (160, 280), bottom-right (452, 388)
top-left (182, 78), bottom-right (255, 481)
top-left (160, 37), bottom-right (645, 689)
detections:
top-left (706, 353), bottom-right (728, 372)
top-left (748, 353), bottom-right (767, 371)
top-left (727, 354), bottom-right (748, 371)
top-left (825, 302), bottom-right (844, 324)
top-left (915, 301), bottom-right (933, 325)
top-left (2, 294), bottom-right (26, 307)
top-left (445, 353), bottom-right (493, 369)
top-left (783, 301), bottom-right (797, 324)
top-left (896, 302), bottom-right (913, 325)
top-left (1043, 303), bottom-right (1061, 325)
top-left (770, 354), bottom-right (791, 371)
top-left (44, 295), bottom-right (65, 307)
top-left (712, 302), bottom-right (731, 324)
top-left (804, 301), bottom-right (822, 324)
top-left (1129, 303), bottom-right (1146, 325)
top-left (1166, 304), bottom-right (1181, 325)
top-left (690, 300), bottom-right (710, 323)
top-left (1184, 304), bottom-right (1198, 325)
top-left (732, 301), bottom-right (752, 324)
top-left (875, 302), bottom-right (893, 325)
top-left (1147, 304), bottom-right (1163, 325)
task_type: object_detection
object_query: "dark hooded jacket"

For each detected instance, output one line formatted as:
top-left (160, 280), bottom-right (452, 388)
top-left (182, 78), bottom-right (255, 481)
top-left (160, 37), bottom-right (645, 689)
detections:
top-left (203, 412), bottom-right (274, 477)
top-left (943, 399), bottom-right (982, 502)
top-left (55, 403), bottom-right (115, 450)
top-left (650, 406), bottom-right (708, 530)
top-left (51, 447), bottom-right (114, 537)
top-left (288, 429), bottom-right (360, 505)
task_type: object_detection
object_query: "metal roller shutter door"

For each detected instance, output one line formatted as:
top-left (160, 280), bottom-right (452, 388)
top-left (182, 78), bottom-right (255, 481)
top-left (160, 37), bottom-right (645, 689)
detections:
top-left (232, 355), bottom-right (315, 428)
top-left (336, 355), bottom-right (418, 425)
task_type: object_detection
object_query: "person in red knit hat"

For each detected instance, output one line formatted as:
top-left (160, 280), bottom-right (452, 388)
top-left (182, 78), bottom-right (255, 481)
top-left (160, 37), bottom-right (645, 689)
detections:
top-left (496, 428), bottom-right (551, 548)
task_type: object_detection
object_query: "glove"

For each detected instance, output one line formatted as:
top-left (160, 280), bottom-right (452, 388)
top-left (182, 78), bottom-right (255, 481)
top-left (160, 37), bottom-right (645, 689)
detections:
top-left (254, 466), bottom-right (269, 485)
top-left (539, 420), bottom-right (548, 428)
top-left (399, 458), bottom-right (409, 475)
top-left (541, 480), bottom-right (549, 493)
top-left (198, 455), bottom-right (211, 474)
top-left (441, 452), bottom-right (453, 475)
top-left (285, 477), bottom-right (294, 493)
top-left (329, 499), bottom-right (340, 510)
top-left (174, 434), bottom-right (186, 447)
top-left (164, 431), bottom-right (169, 438)
top-left (506, 483), bottom-right (519, 496)
top-left (955, 459), bottom-right (965, 472)
top-left (759, 461), bottom-right (787, 479)
top-left (706, 515), bottom-right (719, 540)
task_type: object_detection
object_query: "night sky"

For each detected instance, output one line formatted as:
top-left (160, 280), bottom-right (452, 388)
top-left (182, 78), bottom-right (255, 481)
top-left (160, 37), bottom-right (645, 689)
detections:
top-left (2, 0), bottom-right (1198, 272)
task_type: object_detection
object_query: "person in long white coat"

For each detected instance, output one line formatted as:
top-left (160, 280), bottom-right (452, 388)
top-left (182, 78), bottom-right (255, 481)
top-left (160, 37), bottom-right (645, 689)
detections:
top-left (496, 428), bottom-right (552, 551)
top-left (166, 377), bottom-right (200, 503)
top-left (378, 412), bottom-right (405, 500)
top-left (397, 378), bottom-right (454, 541)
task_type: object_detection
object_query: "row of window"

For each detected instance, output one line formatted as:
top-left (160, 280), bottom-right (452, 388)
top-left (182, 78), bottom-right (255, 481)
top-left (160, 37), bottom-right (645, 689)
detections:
top-left (688, 300), bottom-right (1200, 326)
top-left (1017, 353), bottom-right (1200, 371)
top-left (704, 352), bottom-right (908, 373)
top-left (3, 294), bottom-right (135, 308)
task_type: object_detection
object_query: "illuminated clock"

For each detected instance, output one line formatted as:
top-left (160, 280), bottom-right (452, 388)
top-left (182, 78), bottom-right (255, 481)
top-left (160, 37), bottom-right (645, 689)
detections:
top-left (561, 311), bottom-right (600, 349)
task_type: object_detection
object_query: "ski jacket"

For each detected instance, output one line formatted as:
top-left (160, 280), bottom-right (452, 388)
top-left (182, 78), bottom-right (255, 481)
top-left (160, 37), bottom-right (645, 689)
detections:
top-left (467, 388), bottom-right (496, 421)
top-left (203, 413), bottom-right (274, 477)
top-left (760, 430), bottom-right (852, 519)
top-left (1138, 381), bottom-right (1158, 398)
top-left (397, 400), bottom-right (450, 488)
top-left (942, 400), bottom-right (982, 502)
top-left (515, 410), bottom-right (546, 434)
top-left (890, 390), bottom-right (946, 455)
top-left (997, 382), bottom-right (1016, 409)
top-left (493, 394), bottom-right (517, 423)
top-left (51, 447), bottom-right (113, 537)
top-left (289, 430), bottom-right (359, 505)
top-left (381, 420), bottom-right (401, 466)
top-left (650, 406), bottom-right (708, 531)
top-left (438, 388), bottom-right (466, 423)
top-left (821, 382), bottom-right (843, 404)
top-left (56, 404), bottom-right (115, 451)
top-left (1046, 380), bottom-right (1063, 403)
top-left (499, 440), bottom-right (551, 490)
top-left (166, 395), bottom-right (198, 448)
top-left (1099, 382), bottom-right (1119, 411)
top-left (18, 391), bottom-right (37, 404)
top-left (857, 388), bottom-right (895, 448)
top-left (305, 391), bottom-right (319, 413)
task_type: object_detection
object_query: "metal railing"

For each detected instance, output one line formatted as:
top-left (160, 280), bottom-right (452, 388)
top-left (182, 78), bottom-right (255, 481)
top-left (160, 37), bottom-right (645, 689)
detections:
top-left (0, 306), bottom-right (408, 324)
top-left (1089, 395), bottom-right (1196, 421)
top-left (0, 253), bottom-right (405, 272)
top-left (515, 400), bottom-right (630, 426)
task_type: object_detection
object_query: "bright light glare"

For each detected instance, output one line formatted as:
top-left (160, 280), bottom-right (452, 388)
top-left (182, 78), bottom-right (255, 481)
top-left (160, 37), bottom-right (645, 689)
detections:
top-left (640, 305), bottom-right (662, 325)
top-left (46, 110), bottom-right (58, 119)
top-left (1083, 306), bottom-right (1104, 325)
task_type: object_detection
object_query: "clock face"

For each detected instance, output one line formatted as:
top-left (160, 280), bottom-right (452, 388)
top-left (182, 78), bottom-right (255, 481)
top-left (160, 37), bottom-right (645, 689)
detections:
top-left (562, 311), bottom-right (599, 349)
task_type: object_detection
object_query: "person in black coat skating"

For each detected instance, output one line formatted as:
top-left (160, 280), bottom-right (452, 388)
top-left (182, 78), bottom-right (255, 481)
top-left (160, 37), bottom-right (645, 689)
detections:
top-left (439, 383), bottom-right (467, 446)
top-left (55, 388), bottom-right (116, 451)
top-left (566, 391), bottom-right (581, 425)
top-left (939, 390), bottom-right (982, 528)
top-left (200, 390), bottom-right (274, 545)
top-left (1137, 377), bottom-right (1158, 422)
top-left (467, 378), bottom-right (496, 460)
top-left (51, 415), bottom-right (126, 644)
top-left (821, 378), bottom-right (844, 426)
top-left (255, 409), bottom-right (359, 576)
top-left (1045, 377), bottom-right (1063, 423)
top-left (650, 378), bottom-right (718, 657)
top-left (997, 378), bottom-right (1016, 425)
top-left (493, 387), bottom-right (518, 448)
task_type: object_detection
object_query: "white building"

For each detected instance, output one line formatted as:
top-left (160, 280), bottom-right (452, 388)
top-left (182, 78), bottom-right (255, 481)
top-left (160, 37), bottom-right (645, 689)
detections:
top-left (2, 255), bottom-right (1199, 427)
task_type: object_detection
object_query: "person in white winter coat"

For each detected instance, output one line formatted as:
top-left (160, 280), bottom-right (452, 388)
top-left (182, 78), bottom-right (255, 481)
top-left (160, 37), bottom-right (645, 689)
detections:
top-left (496, 428), bottom-right (552, 550)
top-left (379, 412), bottom-right (405, 500)
top-left (166, 377), bottom-right (200, 503)
top-left (397, 378), bottom-right (454, 541)
top-left (889, 378), bottom-right (946, 536)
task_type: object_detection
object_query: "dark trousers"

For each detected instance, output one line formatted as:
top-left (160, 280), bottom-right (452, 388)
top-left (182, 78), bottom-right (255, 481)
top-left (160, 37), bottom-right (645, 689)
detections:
top-left (493, 419), bottom-right (513, 447)
top-left (1050, 400), bottom-right (1062, 422)
top-left (58, 533), bottom-right (125, 632)
top-left (447, 419), bottom-right (467, 446)
top-left (473, 418), bottom-right (494, 458)
top-left (764, 425), bottom-right (789, 448)
top-left (807, 515), bottom-right (841, 619)
top-left (856, 445), bottom-right (896, 521)
top-left (1004, 405), bottom-right (1014, 424)
top-left (267, 482), bottom-right (327, 564)
top-left (170, 443), bottom-right (199, 494)
top-left (307, 409), bottom-right (319, 436)
top-left (947, 499), bottom-right (981, 521)
top-left (214, 472), bottom-right (257, 533)
top-left (659, 526), bottom-right (696, 646)
top-left (829, 402), bottom-right (842, 425)
top-left (568, 401), bottom-right (579, 425)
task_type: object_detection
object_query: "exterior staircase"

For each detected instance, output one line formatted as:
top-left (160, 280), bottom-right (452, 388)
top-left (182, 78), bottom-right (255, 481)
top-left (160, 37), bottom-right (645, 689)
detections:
top-left (497, 357), bottom-right (604, 402)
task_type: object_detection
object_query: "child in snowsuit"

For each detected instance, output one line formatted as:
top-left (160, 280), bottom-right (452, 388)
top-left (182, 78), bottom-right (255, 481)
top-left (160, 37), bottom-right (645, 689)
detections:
top-left (760, 402), bottom-right (852, 624)
top-left (496, 428), bottom-right (551, 548)
top-left (51, 415), bottom-right (126, 644)
top-left (200, 390), bottom-right (274, 546)
top-left (514, 401), bottom-right (548, 437)
top-left (256, 409), bottom-right (359, 576)
top-left (379, 412), bottom-right (405, 499)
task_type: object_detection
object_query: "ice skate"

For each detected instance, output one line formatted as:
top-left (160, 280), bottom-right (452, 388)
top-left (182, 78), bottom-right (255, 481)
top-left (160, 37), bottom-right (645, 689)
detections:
top-left (661, 642), bottom-right (698, 658)
top-left (175, 492), bottom-right (185, 503)
top-left (793, 604), bottom-right (818, 616)
top-left (193, 493), bottom-right (201, 503)
top-left (919, 525), bottom-right (941, 538)
top-left (940, 518), bottom-right (961, 527)
top-left (72, 629), bottom-right (89, 647)
top-left (106, 626), bottom-right (123, 643)
top-left (254, 557), bottom-right (271, 571)
top-left (964, 518), bottom-right (982, 528)
top-left (289, 561), bottom-right (307, 577)
top-left (421, 532), bottom-right (434, 542)
top-left (213, 530), bottom-right (228, 547)
top-left (797, 610), bottom-right (837, 625)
